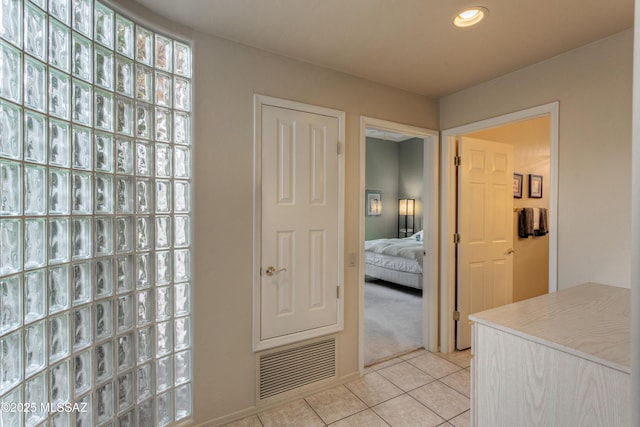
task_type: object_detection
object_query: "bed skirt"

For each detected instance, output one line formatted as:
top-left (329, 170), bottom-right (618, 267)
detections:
top-left (365, 263), bottom-right (423, 290)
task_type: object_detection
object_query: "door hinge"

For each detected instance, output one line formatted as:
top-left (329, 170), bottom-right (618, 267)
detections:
top-left (337, 142), bottom-right (342, 155)
top-left (454, 155), bottom-right (461, 167)
top-left (337, 286), bottom-right (340, 299)
top-left (453, 233), bottom-right (460, 244)
top-left (453, 310), bottom-right (460, 321)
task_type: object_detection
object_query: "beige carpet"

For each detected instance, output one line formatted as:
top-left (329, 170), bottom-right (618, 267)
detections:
top-left (364, 279), bottom-right (423, 366)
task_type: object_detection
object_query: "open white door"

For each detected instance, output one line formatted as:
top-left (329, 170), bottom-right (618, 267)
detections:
top-left (456, 137), bottom-right (514, 350)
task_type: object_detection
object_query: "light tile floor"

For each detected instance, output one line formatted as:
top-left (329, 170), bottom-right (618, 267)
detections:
top-left (224, 349), bottom-right (471, 427)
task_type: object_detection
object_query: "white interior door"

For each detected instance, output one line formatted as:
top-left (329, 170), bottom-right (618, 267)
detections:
top-left (456, 137), bottom-right (514, 350)
top-left (259, 103), bottom-right (343, 346)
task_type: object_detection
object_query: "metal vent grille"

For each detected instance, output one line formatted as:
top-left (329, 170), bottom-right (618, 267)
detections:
top-left (259, 338), bottom-right (336, 400)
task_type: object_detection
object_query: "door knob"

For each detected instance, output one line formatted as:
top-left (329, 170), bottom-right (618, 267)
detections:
top-left (504, 248), bottom-right (516, 255)
top-left (264, 266), bottom-right (287, 276)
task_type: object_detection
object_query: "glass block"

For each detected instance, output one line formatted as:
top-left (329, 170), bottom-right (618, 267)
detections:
top-left (72, 216), bottom-right (93, 261)
top-left (174, 283), bottom-right (189, 316)
top-left (116, 255), bottom-right (133, 293)
top-left (155, 72), bottom-right (172, 107)
top-left (174, 317), bottom-right (189, 351)
top-left (49, 69), bottom-right (70, 119)
top-left (95, 299), bottom-right (113, 341)
top-left (0, 42), bottom-right (22, 103)
top-left (73, 306), bottom-right (92, 349)
top-left (174, 249), bottom-right (190, 283)
top-left (95, 90), bottom-right (114, 131)
top-left (136, 289), bottom-right (152, 327)
top-left (116, 178), bottom-right (134, 214)
top-left (155, 216), bottom-right (170, 250)
top-left (0, 386), bottom-right (22, 426)
top-left (95, 216), bottom-right (114, 255)
top-left (174, 77), bottom-right (190, 112)
top-left (117, 372), bottom-right (134, 413)
top-left (24, 218), bottom-right (46, 269)
top-left (72, 172), bottom-right (93, 215)
top-left (74, 349), bottom-right (92, 394)
top-left (0, 160), bottom-right (21, 215)
top-left (25, 57), bottom-right (47, 112)
top-left (49, 218), bottom-right (69, 263)
top-left (156, 286), bottom-right (171, 321)
top-left (49, 312), bottom-right (69, 362)
top-left (135, 103), bottom-right (152, 140)
top-left (25, 371), bottom-right (48, 425)
top-left (95, 340), bottom-right (113, 383)
top-left (137, 363), bottom-right (153, 402)
top-left (25, 2), bottom-right (47, 61)
top-left (0, 219), bottom-right (21, 275)
top-left (50, 411), bottom-right (71, 427)
top-left (174, 111), bottom-right (190, 145)
top-left (135, 65), bottom-right (152, 102)
top-left (155, 143), bottom-right (171, 177)
top-left (50, 359), bottom-right (70, 405)
top-left (72, 261), bottom-right (92, 305)
top-left (49, 168), bottom-right (70, 214)
top-left (136, 142), bottom-right (152, 176)
top-left (49, 119), bottom-right (70, 166)
top-left (0, 274), bottom-right (21, 334)
top-left (156, 180), bottom-right (171, 213)
top-left (72, 0), bottom-right (92, 37)
top-left (156, 252), bottom-right (171, 286)
top-left (24, 110), bottom-right (47, 164)
top-left (49, 264), bottom-right (70, 313)
top-left (136, 253), bottom-right (152, 290)
top-left (175, 383), bottom-right (191, 420)
top-left (96, 174), bottom-right (114, 213)
top-left (116, 138), bottom-right (133, 174)
top-left (117, 332), bottom-right (133, 372)
top-left (25, 321), bottom-right (46, 377)
top-left (95, 45), bottom-right (113, 90)
top-left (174, 41), bottom-right (191, 77)
top-left (174, 181), bottom-right (189, 213)
top-left (96, 381), bottom-right (114, 424)
top-left (50, 0), bottom-right (70, 25)
top-left (136, 26), bottom-right (153, 65)
top-left (71, 33), bottom-right (93, 82)
top-left (174, 350), bottom-right (191, 385)
top-left (154, 34), bottom-right (172, 72)
top-left (116, 97), bottom-right (133, 136)
top-left (72, 79), bottom-right (92, 125)
top-left (95, 2), bottom-right (114, 48)
top-left (0, 331), bottom-right (21, 394)
top-left (49, 19), bottom-right (70, 71)
top-left (137, 326), bottom-right (153, 364)
top-left (156, 355), bottom-right (172, 392)
top-left (116, 216), bottom-right (133, 252)
top-left (95, 257), bottom-right (113, 298)
top-left (75, 392), bottom-right (93, 427)
top-left (25, 165), bottom-right (47, 214)
top-left (117, 294), bottom-right (133, 332)
top-left (136, 180), bottom-right (152, 215)
top-left (115, 14), bottom-right (134, 58)
top-left (155, 107), bottom-right (171, 142)
top-left (116, 55), bottom-right (133, 96)
top-left (174, 215), bottom-right (189, 248)
top-left (72, 126), bottom-right (92, 169)
top-left (0, 100), bottom-right (22, 159)
top-left (174, 146), bottom-right (190, 178)
top-left (96, 131), bottom-right (114, 169)
top-left (0, 0), bottom-right (22, 47)
top-left (157, 389), bottom-right (174, 427)
top-left (136, 216), bottom-right (152, 251)
top-left (24, 269), bottom-right (46, 323)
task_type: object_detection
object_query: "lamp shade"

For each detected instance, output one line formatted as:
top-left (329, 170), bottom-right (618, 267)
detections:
top-left (398, 199), bottom-right (415, 216)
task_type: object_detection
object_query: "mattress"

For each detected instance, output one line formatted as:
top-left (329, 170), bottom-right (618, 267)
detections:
top-left (364, 236), bottom-right (424, 289)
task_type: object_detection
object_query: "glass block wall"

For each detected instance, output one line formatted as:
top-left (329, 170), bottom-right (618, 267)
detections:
top-left (0, 0), bottom-right (192, 425)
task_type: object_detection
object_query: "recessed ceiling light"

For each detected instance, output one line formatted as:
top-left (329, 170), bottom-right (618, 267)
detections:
top-left (453, 7), bottom-right (488, 28)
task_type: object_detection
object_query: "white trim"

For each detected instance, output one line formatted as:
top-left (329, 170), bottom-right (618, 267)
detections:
top-left (252, 95), bottom-right (346, 352)
top-left (358, 116), bottom-right (439, 372)
top-left (439, 102), bottom-right (559, 353)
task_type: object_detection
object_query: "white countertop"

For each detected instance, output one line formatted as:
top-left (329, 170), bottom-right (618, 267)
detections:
top-left (470, 282), bottom-right (630, 374)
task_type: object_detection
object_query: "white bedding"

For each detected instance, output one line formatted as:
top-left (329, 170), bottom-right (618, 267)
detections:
top-left (364, 237), bottom-right (424, 270)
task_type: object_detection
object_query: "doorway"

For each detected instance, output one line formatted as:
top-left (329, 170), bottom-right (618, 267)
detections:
top-left (358, 117), bottom-right (439, 370)
top-left (440, 102), bottom-right (559, 353)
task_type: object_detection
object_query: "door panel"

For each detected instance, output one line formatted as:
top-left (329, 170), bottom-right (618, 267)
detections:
top-left (457, 137), bottom-right (514, 350)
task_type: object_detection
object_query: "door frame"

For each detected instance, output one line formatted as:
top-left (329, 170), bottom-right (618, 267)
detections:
top-left (358, 116), bottom-right (439, 372)
top-left (440, 102), bottom-right (559, 353)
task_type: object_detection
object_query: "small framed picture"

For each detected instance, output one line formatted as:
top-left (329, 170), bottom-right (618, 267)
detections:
top-left (366, 190), bottom-right (382, 216)
top-left (529, 174), bottom-right (543, 198)
top-left (513, 173), bottom-right (523, 198)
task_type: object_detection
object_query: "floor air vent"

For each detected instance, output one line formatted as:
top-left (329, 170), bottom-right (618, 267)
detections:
top-left (259, 338), bottom-right (336, 400)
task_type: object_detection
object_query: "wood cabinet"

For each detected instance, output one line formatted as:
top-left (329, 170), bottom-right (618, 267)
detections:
top-left (470, 283), bottom-right (630, 426)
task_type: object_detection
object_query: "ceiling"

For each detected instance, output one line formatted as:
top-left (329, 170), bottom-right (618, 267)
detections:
top-left (134, 0), bottom-right (634, 98)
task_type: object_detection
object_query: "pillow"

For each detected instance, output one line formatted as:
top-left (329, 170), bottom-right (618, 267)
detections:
top-left (412, 230), bottom-right (423, 241)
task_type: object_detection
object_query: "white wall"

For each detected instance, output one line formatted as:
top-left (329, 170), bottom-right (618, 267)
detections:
top-left (441, 30), bottom-right (633, 290)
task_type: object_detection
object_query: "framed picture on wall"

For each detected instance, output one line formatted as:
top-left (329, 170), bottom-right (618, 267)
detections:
top-left (529, 174), bottom-right (543, 198)
top-left (513, 173), bottom-right (523, 198)
top-left (366, 190), bottom-right (382, 216)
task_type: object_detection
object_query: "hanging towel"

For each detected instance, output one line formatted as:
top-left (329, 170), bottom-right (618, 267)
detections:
top-left (535, 208), bottom-right (548, 236)
top-left (518, 208), bottom-right (535, 238)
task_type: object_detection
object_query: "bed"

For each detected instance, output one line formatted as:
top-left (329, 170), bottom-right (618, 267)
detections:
top-left (364, 231), bottom-right (424, 289)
